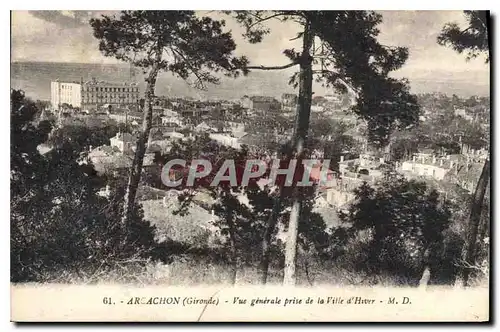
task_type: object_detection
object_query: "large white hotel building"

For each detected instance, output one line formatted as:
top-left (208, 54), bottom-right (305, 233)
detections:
top-left (50, 78), bottom-right (140, 110)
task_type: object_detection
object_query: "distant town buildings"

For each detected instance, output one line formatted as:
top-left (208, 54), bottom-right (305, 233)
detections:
top-left (324, 94), bottom-right (342, 103)
top-left (241, 95), bottom-right (281, 112)
top-left (319, 154), bottom-right (387, 208)
top-left (50, 81), bottom-right (82, 109)
top-left (446, 161), bottom-right (485, 194)
top-left (319, 145), bottom-right (490, 210)
top-left (454, 107), bottom-right (477, 122)
top-left (88, 135), bottom-right (156, 176)
top-left (177, 107), bottom-right (210, 118)
top-left (281, 93), bottom-right (298, 113)
top-left (400, 155), bottom-right (453, 181)
top-left (109, 111), bottom-right (142, 125)
top-left (225, 121), bottom-right (245, 134)
top-left (51, 78), bottom-right (140, 110)
top-left (110, 132), bottom-right (136, 154)
top-left (281, 93), bottom-right (298, 107)
top-left (209, 133), bottom-right (242, 149)
top-left (194, 121), bottom-right (218, 133)
top-left (160, 108), bottom-right (183, 127)
top-left (339, 154), bottom-right (386, 178)
top-left (57, 112), bottom-right (110, 128)
top-left (46, 75), bottom-right (489, 215)
top-left (399, 151), bottom-right (487, 194)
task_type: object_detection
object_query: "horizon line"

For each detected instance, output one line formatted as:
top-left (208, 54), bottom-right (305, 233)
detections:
top-left (11, 60), bottom-right (128, 65)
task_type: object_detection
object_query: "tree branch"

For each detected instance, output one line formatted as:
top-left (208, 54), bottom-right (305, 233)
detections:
top-left (246, 62), bottom-right (298, 71)
top-left (247, 13), bottom-right (285, 30)
top-left (289, 33), bottom-right (303, 42)
top-left (171, 47), bottom-right (207, 90)
top-left (460, 26), bottom-right (473, 35)
top-left (312, 69), bottom-right (360, 98)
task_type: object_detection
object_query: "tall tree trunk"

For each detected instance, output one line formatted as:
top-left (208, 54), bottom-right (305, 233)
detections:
top-left (226, 213), bottom-right (238, 285)
top-left (121, 47), bottom-right (162, 230)
top-left (283, 19), bottom-right (314, 286)
top-left (259, 193), bottom-right (282, 284)
top-left (419, 266), bottom-right (431, 289)
top-left (478, 197), bottom-right (490, 241)
top-left (459, 158), bottom-right (490, 287)
top-left (418, 247), bottom-right (431, 289)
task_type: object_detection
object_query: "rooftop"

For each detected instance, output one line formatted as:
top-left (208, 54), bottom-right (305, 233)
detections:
top-left (445, 161), bottom-right (485, 185)
top-left (342, 171), bottom-right (376, 183)
top-left (403, 154), bottom-right (483, 169)
top-left (52, 79), bottom-right (139, 86)
top-left (83, 80), bottom-right (139, 87)
top-left (111, 132), bottom-right (136, 142)
top-left (245, 96), bottom-right (279, 103)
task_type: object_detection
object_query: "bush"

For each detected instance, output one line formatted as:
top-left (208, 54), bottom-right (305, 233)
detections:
top-left (10, 90), bottom-right (160, 282)
top-left (337, 172), bottom-right (455, 285)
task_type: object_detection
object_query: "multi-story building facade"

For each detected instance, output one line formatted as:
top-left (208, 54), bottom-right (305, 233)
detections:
top-left (50, 81), bottom-right (82, 109)
top-left (400, 155), bottom-right (452, 181)
top-left (400, 152), bottom-right (487, 194)
top-left (51, 79), bottom-right (140, 110)
top-left (81, 80), bottom-right (140, 110)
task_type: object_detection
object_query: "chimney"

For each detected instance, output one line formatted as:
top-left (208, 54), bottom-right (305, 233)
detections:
top-left (432, 156), bottom-right (436, 164)
top-left (340, 155), bottom-right (344, 162)
top-left (412, 156), bottom-right (416, 162)
top-left (439, 159), bottom-right (443, 167)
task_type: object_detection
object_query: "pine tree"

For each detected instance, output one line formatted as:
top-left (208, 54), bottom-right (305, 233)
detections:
top-left (340, 173), bottom-right (452, 285)
top-left (438, 10), bottom-right (490, 287)
top-left (228, 10), bottom-right (420, 285)
top-left (11, 90), bottom-right (157, 282)
top-left (90, 11), bottom-right (248, 232)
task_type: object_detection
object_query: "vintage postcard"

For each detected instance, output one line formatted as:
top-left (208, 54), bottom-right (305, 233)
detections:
top-left (10, 10), bottom-right (490, 322)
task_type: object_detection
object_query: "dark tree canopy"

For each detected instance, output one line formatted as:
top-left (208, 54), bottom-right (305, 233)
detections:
top-left (228, 10), bottom-right (420, 147)
top-left (437, 10), bottom-right (490, 287)
top-left (11, 90), bottom-right (159, 282)
top-left (90, 11), bottom-right (249, 89)
top-left (339, 173), bottom-right (453, 283)
top-left (90, 11), bottom-right (252, 229)
top-left (437, 10), bottom-right (490, 63)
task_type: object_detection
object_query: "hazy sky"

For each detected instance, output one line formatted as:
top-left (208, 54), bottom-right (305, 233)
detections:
top-left (11, 10), bottom-right (490, 94)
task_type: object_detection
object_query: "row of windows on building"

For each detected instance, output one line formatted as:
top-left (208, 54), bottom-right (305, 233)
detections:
top-left (58, 85), bottom-right (138, 93)
top-left (82, 98), bottom-right (139, 103)
top-left (82, 93), bottom-right (138, 98)
top-left (83, 86), bottom-right (139, 93)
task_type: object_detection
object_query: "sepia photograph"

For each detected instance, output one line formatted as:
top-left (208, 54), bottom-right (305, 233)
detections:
top-left (9, 9), bottom-right (491, 322)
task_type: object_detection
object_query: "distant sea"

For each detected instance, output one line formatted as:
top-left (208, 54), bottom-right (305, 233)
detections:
top-left (11, 61), bottom-right (489, 101)
top-left (11, 62), bottom-right (134, 101)
top-left (10, 61), bottom-right (302, 102)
